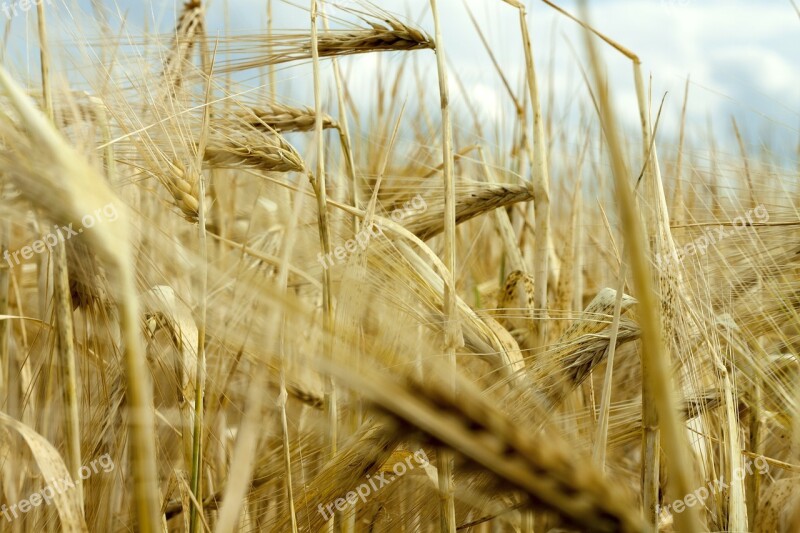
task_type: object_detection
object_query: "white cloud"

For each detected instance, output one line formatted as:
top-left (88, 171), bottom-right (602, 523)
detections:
top-left (6, 0), bottom-right (794, 158)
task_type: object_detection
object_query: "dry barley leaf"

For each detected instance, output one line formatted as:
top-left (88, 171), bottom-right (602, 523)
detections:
top-left (0, 66), bottom-right (128, 270)
top-left (0, 412), bottom-right (88, 533)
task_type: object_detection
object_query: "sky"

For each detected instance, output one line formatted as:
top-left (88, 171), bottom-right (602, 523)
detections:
top-left (2, 0), bottom-right (799, 166)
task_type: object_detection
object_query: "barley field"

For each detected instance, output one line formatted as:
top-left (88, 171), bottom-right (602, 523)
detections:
top-left (0, 0), bottom-right (797, 531)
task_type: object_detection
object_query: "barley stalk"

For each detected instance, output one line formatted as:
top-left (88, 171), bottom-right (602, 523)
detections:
top-left (320, 4), bottom-right (361, 240)
top-left (580, 11), bottom-right (704, 531)
top-left (37, 0), bottom-right (84, 511)
top-left (188, 40), bottom-right (212, 531)
top-left (310, 0), bottom-right (337, 476)
top-left (428, 1), bottom-right (460, 530)
top-left (515, 2), bottom-right (552, 354)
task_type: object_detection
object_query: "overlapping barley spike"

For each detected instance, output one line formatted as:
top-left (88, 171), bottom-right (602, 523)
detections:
top-left (164, 160), bottom-right (200, 222)
top-left (203, 128), bottom-right (305, 174)
top-left (493, 269), bottom-right (537, 349)
top-left (210, 18), bottom-right (433, 74)
top-left (497, 285), bottom-right (641, 401)
top-left (403, 184), bottom-right (533, 240)
top-left (313, 19), bottom-right (433, 55)
top-left (163, 1), bottom-right (204, 90)
top-left (156, 124), bottom-right (303, 224)
top-left (235, 102), bottom-right (338, 133)
top-left (385, 242), bottom-right (527, 383)
top-left (280, 419), bottom-right (402, 531)
top-left (0, 64), bottom-right (162, 531)
top-left (338, 365), bottom-right (646, 533)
